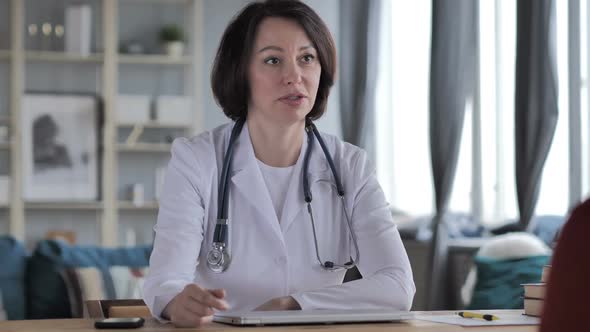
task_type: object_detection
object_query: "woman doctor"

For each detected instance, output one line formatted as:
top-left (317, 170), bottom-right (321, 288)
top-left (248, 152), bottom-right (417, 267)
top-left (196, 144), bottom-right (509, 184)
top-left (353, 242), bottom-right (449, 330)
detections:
top-left (143, 0), bottom-right (415, 327)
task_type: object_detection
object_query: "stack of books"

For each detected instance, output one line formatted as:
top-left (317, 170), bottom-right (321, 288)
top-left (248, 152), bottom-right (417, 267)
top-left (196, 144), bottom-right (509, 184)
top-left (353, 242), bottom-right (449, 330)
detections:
top-left (522, 265), bottom-right (551, 317)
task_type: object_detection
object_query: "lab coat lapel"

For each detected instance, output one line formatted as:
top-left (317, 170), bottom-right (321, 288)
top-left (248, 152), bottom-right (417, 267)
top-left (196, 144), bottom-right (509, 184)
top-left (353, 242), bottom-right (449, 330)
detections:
top-left (280, 133), bottom-right (329, 234)
top-left (230, 124), bottom-right (283, 241)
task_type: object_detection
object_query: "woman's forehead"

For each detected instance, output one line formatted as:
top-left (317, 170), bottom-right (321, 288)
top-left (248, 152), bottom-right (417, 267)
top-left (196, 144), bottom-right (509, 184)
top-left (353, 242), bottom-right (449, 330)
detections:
top-left (253, 17), bottom-right (314, 51)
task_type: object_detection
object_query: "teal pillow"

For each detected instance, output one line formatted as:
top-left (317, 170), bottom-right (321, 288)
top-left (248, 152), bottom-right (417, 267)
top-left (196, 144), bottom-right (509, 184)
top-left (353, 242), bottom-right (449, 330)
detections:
top-left (468, 255), bottom-right (550, 310)
top-left (26, 240), bottom-right (152, 319)
top-left (0, 236), bottom-right (28, 320)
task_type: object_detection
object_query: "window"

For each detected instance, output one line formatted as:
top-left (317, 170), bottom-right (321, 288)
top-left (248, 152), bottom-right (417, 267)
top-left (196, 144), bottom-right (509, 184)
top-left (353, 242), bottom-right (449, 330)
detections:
top-left (376, 0), bottom-right (586, 225)
top-left (376, 0), bottom-right (434, 216)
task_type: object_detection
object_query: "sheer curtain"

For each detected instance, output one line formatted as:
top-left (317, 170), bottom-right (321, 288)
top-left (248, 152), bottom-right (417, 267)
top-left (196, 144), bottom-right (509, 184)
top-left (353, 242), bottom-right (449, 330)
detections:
top-left (376, 0), bottom-right (434, 217)
top-left (375, 0), bottom-right (576, 226)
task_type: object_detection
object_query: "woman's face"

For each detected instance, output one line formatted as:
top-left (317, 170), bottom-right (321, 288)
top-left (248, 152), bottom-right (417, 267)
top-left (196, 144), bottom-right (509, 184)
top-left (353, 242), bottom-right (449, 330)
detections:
top-left (248, 17), bottom-right (321, 126)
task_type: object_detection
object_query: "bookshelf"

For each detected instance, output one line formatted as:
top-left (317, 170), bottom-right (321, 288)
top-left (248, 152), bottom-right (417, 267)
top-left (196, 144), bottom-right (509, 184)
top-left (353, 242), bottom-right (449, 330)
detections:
top-left (1, 0), bottom-right (204, 246)
top-left (118, 54), bottom-right (191, 65)
top-left (117, 143), bottom-right (172, 153)
top-left (24, 51), bottom-right (104, 63)
top-left (118, 200), bottom-right (159, 210)
top-left (25, 202), bottom-right (103, 210)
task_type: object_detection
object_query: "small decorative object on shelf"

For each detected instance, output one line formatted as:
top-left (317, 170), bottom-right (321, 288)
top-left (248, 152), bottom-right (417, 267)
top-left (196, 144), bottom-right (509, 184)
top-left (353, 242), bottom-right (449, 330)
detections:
top-left (116, 94), bottom-right (151, 125)
top-left (119, 41), bottom-right (145, 55)
top-left (65, 4), bottom-right (92, 56)
top-left (54, 24), bottom-right (65, 50)
top-left (27, 23), bottom-right (38, 49)
top-left (41, 22), bottom-right (52, 51)
top-left (0, 176), bottom-right (9, 205)
top-left (154, 166), bottom-right (166, 200)
top-left (129, 183), bottom-right (145, 207)
top-left (155, 95), bottom-right (193, 126)
top-left (0, 125), bottom-right (8, 143)
top-left (159, 24), bottom-right (185, 58)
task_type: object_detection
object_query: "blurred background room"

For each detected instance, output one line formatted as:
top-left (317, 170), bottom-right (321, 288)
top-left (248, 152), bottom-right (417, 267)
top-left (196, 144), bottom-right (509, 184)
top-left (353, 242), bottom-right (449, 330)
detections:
top-left (0, 0), bottom-right (588, 322)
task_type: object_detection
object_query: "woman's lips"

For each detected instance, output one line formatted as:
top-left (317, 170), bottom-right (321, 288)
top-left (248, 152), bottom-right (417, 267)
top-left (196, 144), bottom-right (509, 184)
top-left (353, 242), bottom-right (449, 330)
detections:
top-left (279, 95), bottom-right (306, 107)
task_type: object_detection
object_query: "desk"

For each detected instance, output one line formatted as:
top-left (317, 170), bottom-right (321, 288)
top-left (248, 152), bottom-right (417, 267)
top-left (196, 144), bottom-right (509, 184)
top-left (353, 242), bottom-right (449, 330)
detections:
top-left (0, 311), bottom-right (537, 332)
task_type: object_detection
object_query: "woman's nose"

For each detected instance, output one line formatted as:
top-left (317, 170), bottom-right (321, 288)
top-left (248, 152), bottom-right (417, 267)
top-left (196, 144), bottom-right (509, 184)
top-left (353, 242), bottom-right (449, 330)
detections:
top-left (282, 61), bottom-right (302, 85)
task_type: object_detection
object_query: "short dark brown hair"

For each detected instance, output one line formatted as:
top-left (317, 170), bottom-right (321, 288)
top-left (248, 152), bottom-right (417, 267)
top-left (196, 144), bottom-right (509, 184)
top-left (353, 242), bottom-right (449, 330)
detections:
top-left (211, 0), bottom-right (336, 121)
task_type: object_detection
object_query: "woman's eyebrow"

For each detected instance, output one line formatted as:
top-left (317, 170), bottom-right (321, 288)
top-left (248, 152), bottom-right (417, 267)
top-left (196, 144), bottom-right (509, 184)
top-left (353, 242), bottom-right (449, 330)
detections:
top-left (257, 45), bottom-right (315, 53)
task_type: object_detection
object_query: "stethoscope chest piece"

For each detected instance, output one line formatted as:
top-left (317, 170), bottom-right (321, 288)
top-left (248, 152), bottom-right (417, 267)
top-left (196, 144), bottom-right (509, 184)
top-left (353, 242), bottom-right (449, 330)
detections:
top-left (206, 242), bottom-right (231, 273)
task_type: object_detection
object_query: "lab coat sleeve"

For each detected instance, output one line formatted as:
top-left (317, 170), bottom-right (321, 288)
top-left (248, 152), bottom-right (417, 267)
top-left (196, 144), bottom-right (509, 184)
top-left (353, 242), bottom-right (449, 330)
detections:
top-left (291, 150), bottom-right (416, 310)
top-left (143, 138), bottom-right (206, 320)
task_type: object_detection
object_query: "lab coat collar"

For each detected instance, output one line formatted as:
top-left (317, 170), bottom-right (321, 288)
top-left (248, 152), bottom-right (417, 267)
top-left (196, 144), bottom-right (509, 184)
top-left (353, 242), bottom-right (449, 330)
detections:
top-left (229, 122), bottom-right (329, 239)
top-left (230, 123), bottom-right (282, 243)
top-left (279, 129), bottom-right (330, 234)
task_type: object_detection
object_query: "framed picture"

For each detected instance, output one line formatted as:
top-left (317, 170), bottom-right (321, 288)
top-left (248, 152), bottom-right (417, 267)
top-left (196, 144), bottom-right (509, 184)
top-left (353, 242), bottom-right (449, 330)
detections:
top-left (22, 93), bottom-right (100, 201)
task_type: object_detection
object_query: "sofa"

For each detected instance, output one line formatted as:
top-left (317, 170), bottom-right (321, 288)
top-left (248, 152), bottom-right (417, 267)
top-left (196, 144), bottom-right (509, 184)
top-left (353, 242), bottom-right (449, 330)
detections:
top-left (0, 235), bottom-right (152, 320)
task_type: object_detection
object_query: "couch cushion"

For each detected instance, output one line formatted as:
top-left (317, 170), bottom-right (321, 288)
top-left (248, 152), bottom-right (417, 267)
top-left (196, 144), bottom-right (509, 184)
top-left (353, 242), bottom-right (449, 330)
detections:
top-left (0, 236), bottom-right (28, 320)
top-left (468, 255), bottom-right (549, 310)
top-left (27, 240), bottom-right (152, 319)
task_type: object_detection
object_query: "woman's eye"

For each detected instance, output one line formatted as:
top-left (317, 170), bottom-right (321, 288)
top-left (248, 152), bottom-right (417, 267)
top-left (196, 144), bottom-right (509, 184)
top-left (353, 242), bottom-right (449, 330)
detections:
top-left (264, 57), bottom-right (280, 65)
top-left (302, 54), bottom-right (315, 63)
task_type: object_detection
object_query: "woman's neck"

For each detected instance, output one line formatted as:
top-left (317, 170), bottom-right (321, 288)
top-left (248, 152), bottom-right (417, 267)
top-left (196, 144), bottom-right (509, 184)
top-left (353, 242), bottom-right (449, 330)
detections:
top-left (246, 115), bottom-right (304, 168)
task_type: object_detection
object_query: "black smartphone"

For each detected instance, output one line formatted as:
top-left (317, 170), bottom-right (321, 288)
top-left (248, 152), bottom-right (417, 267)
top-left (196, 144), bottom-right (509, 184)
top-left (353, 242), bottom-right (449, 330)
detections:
top-left (94, 317), bottom-right (145, 329)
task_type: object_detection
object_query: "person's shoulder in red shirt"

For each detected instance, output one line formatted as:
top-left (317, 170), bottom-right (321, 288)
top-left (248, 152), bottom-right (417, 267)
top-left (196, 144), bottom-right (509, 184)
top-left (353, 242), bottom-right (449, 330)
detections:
top-left (540, 198), bottom-right (590, 332)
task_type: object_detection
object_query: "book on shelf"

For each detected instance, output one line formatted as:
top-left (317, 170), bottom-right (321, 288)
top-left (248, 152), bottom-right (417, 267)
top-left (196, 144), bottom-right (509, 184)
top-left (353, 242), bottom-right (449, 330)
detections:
top-left (523, 297), bottom-right (543, 317)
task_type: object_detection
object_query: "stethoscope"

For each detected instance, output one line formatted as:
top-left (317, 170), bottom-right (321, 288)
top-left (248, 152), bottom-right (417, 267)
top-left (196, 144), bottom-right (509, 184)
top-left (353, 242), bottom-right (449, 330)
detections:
top-left (206, 117), bottom-right (360, 273)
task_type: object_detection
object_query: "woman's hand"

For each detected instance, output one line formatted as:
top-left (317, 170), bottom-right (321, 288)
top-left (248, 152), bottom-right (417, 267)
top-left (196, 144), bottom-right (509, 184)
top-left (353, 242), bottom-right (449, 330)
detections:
top-left (254, 296), bottom-right (301, 311)
top-left (162, 284), bottom-right (229, 327)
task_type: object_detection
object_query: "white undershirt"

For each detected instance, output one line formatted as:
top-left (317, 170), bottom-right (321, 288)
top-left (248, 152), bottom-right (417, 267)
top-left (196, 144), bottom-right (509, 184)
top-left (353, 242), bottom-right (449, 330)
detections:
top-left (256, 159), bottom-right (295, 222)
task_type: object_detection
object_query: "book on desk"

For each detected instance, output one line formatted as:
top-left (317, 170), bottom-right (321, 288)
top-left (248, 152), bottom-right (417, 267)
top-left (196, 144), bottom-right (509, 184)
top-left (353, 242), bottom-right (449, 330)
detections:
top-left (522, 264), bottom-right (551, 317)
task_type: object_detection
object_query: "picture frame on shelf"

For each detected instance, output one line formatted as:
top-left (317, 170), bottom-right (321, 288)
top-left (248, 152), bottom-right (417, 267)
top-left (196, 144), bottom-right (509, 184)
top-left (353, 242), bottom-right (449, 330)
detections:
top-left (22, 93), bottom-right (101, 202)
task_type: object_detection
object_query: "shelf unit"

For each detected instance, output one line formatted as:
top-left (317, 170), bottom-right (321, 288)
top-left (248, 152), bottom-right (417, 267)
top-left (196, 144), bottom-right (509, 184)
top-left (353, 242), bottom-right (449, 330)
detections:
top-left (25, 51), bottom-right (104, 63)
top-left (118, 54), bottom-right (191, 65)
top-left (118, 201), bottom-right (159, 210)
top-left (117, 143), bottom-right (172, 153)
top-left (117, 122), bottom-right (191, 129)
top-left (2, 0), bottom-right (204, 246)
top-left (25, 202), bottom-right (103, 210)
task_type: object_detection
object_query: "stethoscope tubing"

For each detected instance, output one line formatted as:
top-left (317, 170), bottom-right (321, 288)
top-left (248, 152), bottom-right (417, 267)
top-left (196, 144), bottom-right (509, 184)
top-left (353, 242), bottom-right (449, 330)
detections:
top-left (209, 118), bottom-right (360, 272)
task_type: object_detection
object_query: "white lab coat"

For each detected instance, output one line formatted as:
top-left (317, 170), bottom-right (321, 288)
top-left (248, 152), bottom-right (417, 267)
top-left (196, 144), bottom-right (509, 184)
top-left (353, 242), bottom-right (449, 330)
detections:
top-left (143, 122), bottom-right (415, 319)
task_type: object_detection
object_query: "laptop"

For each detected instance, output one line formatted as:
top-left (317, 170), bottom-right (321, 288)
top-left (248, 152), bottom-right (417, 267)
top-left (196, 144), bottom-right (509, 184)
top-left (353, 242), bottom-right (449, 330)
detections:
top-left (213, 309), bottom-right (413, 326)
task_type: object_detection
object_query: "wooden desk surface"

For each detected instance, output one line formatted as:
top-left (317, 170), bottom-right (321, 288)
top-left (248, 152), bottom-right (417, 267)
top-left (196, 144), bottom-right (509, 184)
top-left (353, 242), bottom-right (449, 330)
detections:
top-left (0, 311), bottom-right (538, 332)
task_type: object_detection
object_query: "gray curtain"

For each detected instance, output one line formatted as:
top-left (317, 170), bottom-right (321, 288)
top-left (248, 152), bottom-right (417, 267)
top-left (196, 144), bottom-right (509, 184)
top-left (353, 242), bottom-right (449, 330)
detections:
top-left (427, 0), bottom-right (478, 310)
top-left (339, 0), bottom-right (381, 159)
top-left (515, 0), bottom-right (558, 230)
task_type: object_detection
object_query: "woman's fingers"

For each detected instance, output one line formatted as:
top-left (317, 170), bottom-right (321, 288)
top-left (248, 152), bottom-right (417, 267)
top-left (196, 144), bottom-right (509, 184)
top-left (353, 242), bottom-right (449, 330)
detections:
top-left (209, 288), bottom-right (226, 299)
top-left (168, 284), bottom-right (228, 328)
top-left (186, 284), bottom-right (229, 310)
top-left (172, 306), bottom-right (213, 328)
top-left (182, 297), bottom-right (214, 317)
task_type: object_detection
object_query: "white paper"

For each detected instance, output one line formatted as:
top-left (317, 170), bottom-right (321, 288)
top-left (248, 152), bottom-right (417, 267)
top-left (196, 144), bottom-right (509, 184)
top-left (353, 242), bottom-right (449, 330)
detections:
top-left (414, 312), bottom-right (540, 326)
